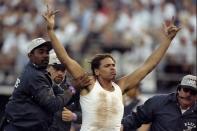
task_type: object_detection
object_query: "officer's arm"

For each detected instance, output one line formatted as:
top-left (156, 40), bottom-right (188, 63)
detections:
top-left (52, 84), bottom-right (64, 95)
top-left (122, 97), bottom-right (156, 130)
top-left (66, 91), bottom-right (82, 124)
top-left (72, 111), bottom-right (82, 124)
top-left (29, 74), bottom-right (72, 113)
top-left (71, 99), bottom-right (82, 124)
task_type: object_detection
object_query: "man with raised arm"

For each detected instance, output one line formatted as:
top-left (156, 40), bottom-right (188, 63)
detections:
top-left (43, 6), bottom-right (180, 131)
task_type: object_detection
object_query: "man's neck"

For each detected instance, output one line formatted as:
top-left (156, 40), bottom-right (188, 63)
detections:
top-left (97, 78), bottom-right (114, 91)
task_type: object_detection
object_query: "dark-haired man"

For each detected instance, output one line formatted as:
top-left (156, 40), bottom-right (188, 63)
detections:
top-left (43, 6), bottom-right (180, 131)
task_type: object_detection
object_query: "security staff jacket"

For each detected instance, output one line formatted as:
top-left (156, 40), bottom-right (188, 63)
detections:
top-left (5, 62), bottom-right (71, 130)
top-left (49, 84), bottom-right (82, 131)
top-left (122, 93), bottom-right (197, 131)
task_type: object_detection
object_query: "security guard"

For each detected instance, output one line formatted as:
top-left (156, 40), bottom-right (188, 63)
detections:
top-left (122, 75), bottom-right (197, 131)
top-left (4, 38), bottom-right (73, 131)
top-left (48, 51), bottom-right (82, 131)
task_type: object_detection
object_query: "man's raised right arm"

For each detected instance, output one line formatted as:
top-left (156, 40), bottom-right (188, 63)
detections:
top-left (43, 6), bottom-right (85, 79)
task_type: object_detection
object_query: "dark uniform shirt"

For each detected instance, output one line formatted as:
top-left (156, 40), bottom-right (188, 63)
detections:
top-left (49, 84), bottom-right (82, 131)
top-left (5, 62), bottom-right (71, 131)
top-left (122, 93), bottom-right (197, 131)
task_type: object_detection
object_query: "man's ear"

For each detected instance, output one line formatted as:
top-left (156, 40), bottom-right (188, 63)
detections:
top-left (28, 52), bottom-right (34, 61)
top-left (28, 53), bottom-right (31, 58)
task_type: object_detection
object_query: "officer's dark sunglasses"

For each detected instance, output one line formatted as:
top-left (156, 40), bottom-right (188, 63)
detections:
top-left (182, 87), bottom-right (197, 96)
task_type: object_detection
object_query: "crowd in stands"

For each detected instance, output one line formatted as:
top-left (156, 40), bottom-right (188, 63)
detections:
top-left (0, 0), bottom-right (196, 92)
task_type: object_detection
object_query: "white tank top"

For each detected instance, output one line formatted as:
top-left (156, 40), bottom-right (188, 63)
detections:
top-left (80, 80), bottom-right (124, 131)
